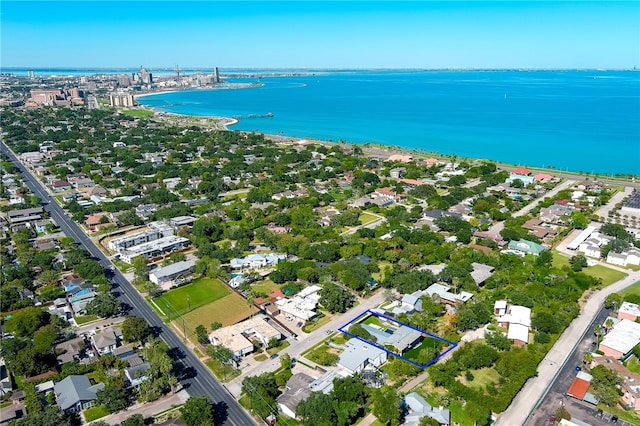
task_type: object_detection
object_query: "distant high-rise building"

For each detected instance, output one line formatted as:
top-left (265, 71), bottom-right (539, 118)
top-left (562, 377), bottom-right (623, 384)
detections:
top-left (27, 70), bottom-right (35, 79)
top-left (118, 74), bottom-right (131, 87)
top-left (214, 67), bottom-right (220, 83)
top-left (109, 92), bottom-right (136, 107)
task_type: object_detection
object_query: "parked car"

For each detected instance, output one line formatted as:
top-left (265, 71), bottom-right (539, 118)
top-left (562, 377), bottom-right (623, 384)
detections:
top-left (270, 353), bottom-right (279, 360)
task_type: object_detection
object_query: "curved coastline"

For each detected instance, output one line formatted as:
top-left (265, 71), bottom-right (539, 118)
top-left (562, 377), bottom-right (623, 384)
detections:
top-left (138, 76), bottom-right (638, 177)
top-left (137, 98), bottom-right (637, 183)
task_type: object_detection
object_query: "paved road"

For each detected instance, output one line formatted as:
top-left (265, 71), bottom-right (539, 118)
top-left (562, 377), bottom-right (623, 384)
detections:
top-left (525, 306), bottom-right (631, 426)
top-left (0, 142), bottom-right (257, 426)
top-left (496, 269), bottom-right (640, 426)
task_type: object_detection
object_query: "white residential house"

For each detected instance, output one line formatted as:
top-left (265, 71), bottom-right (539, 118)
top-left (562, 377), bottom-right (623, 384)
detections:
top-left (498, 305), bottom-right (531, 346)
top-left (494, 300), bottom-right (507, 316)
top-left (337, 339), bottom-right (388, 375)
top-left (404, 392), bottom-right (451, 426)
top-left (91, 326), bottom-right (122, 356)
top-left (230, 253), bottom-right (286, 270)
top-left (274, 285), bottom-right (322, 322)
top-left (607, 248), bottom-right (640, 267)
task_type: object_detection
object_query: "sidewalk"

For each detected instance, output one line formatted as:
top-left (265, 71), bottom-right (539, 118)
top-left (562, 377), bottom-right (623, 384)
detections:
top-left (90, 390), bottom-right (189, 425)
top-left (496, 270), bottom-right (640, 426)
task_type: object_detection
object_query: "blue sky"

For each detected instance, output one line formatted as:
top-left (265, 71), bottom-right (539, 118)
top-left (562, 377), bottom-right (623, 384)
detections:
top-left (1, 1), bottom-right (638, 69)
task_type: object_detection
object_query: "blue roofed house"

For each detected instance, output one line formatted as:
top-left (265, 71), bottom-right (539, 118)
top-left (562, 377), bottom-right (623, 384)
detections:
top-left (53, 375), bottom-right (104, 414)
top-left (404, 392), bottom-right (451, 426)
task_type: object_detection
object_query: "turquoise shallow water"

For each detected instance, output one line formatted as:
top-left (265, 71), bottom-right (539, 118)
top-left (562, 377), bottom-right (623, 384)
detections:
top-left (138, 70), bottom-right (640, 175)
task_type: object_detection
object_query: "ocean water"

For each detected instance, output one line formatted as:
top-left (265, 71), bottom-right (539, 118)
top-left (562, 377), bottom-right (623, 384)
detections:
top-left (137, 70), bottom-right (640, 175)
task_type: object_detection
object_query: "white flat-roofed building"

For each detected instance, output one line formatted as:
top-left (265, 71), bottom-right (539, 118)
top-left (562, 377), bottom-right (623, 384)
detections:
top-left (119, 235), bottom-right (190, 264)
top-left (619, 302), bottom-right (640, 322)
top-left (208, 316), bottom-right (281, 358)
top-left (170, 216), bottom-right (197, 228)
top-left (498, 305), bottom-right (532, 346)
top-left (600, 319), bottom-right (640, 359)
top-left (230, 253), bottom-right (286, 269)
top-left (337, 339), bottom-right (387, 375)
top-left (149, 260), bottom-right (196, 289)
top-left (274, 284), bottom-right (322, 321)
top-left (108, 222), bottom-right (174, 252)
top-left (567, 226), bottom-right (597, 251)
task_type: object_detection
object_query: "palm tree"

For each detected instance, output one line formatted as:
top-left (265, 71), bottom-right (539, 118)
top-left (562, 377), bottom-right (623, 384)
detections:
top-left (583, 352), bottom-right (593, 366)
top-left (605, 318), bottom-right (614, 332)
top-left (594, 324), bottom-right (603, 343)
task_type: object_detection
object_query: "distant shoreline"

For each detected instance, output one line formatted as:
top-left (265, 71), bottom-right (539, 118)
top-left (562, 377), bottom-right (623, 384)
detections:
top-left (137, 101), bottom-right (639, 184)
top-left (134, 74), bottom-right (639, 180)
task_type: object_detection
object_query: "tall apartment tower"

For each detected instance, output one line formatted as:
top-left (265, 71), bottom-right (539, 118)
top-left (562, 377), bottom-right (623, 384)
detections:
top-left (214, 67), bottom-right (220, 83)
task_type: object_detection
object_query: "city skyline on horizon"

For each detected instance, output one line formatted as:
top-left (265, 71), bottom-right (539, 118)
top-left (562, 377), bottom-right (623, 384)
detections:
top-left (1, 1), bottom-right (639, 70)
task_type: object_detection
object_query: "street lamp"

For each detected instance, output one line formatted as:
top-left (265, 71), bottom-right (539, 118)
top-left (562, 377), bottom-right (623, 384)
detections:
top-left (187, 295), bottom-right (191, 312)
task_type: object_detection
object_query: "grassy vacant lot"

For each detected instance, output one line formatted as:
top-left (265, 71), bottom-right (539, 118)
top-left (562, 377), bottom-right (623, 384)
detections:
top-left (121, 108), bottom-right (154, 118)
top-left (359, 212), bottom-right (381, 226)
top-left (619, 281), bottom-right (640, 297)
top-left (552, 252), bottom-right (627, 286)
top-left (466, 367), bottom-right (501, 390)
top-left (179, 292), bottom-right (257, 336)
top-left (155, 277), bottom-right (230, 316)
top-left (250, 279), bottom-right (280, 296)
top-left (204, 358), bottom-right (240, 382)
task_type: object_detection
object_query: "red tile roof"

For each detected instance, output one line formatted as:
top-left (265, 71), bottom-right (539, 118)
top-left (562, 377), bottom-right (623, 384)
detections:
top-left (534, 173), bottom-right (554, 180)
top-left (512, 167), bottom-right (532, 175)
top-left (567, 377), bottom-right (590, 400)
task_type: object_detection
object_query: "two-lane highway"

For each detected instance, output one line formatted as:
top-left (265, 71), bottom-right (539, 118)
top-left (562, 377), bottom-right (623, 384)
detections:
top-left (0, 142), bottom-right (257, 426)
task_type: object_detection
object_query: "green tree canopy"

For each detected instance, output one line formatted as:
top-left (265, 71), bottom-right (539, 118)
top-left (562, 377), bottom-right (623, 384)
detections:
top-left (181, 395), bottom-right (214, 426)
top-left (121, 315), bottom-right (152, 343)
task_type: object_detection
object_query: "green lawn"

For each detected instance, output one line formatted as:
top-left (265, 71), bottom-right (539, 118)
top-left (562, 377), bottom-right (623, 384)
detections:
top-left (362, 315), bottom-right (383, 327)
top-left (404, 337), bottom-right (446, 363)
top-left (73, 314), bottom-right (99, 325)
top-left (121, 108), bottom-right (154, 118)
top-left (254, 354), bottom-right (267, 362)
top-left (154, 277), bottom-right (230, 316)
top-left (267, 340), bottom-right (290, 355)
top-left (204, 359), bottom-right (240, 382)
top-left (619, 281), bottom-right (640, 297)
top-left (589, 265), bottom-right (628, 286)
top-left (359, 212), bottom-right (381, 226)
top-left (553, 251), bottom-right (627, 286)
top-left (467, 367), bottom-right (501, 390)
top-left (301, 312), bottom-right (331, 333)
top-left (624, 355), bottom-right (640, 374)
top-left (83, 405), bottom-right (109, 422)
top-left (250, 279), bottom-right (280, 296)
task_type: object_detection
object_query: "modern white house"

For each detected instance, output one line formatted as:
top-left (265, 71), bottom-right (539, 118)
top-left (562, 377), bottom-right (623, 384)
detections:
top-left (498, 305), bottom-right (531, 346)
top-left (149, 259), bottom-right (195, 289)
top-left (274, 285), bottom-right (322, 322)
top-left (337, 339), bottom-right (388, 375)
top-left (230, 253), bottom-right (286, 269)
